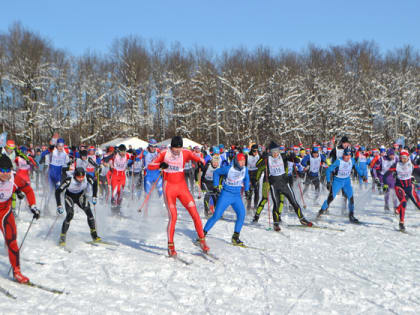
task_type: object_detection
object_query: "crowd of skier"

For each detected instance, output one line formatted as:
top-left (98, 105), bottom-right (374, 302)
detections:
top-left (1, 134), bottom-right (420, 284)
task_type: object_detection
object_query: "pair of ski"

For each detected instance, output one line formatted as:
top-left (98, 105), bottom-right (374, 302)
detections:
top-left (169, 250), bottom-right (219, 265)
top-left (60, 239), bottom-right (119, 253)
top-left (0, 280), bottom-right (65, 299)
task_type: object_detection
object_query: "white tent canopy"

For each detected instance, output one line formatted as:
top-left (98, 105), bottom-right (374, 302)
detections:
top-left (100, 137), bottom-right (148, 150)
top-left (157, 138), bottom-right (202, 148)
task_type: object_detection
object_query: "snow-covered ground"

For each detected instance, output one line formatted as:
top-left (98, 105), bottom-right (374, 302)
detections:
top-left (1, 181), bottom-right (420, 314)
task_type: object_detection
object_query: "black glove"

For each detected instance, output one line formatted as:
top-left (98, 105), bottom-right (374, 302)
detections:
top-left (362, 176), bottom-right (368, 182)
top-left (16, 190), bottom-right (25, 200)
top-left (326, 182), bottom-right (332, 191)
top-left (30, 205), bottom-right (40, 220)
top-left (245, 190), bottom-right (252, 199)
top-left (374, 177), bottom-right (380, 185)
top-left (160, 162), bottom-right (169, 169)
top-left (213, 186), bottom-right (220, 194)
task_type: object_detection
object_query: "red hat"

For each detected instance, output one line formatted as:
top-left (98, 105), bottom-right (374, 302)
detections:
top-left (400, 150), bottom-right (409, 157)
top-left (88, 146), bottom-right (95, 151)
top-left (236, 153), bottom-right (246, 161)
top-left (6, 140), bottom-right (15, 150)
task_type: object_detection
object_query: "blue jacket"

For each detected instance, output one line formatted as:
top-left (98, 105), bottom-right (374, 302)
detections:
top-left (326, 158), bottom-right (362, 183)
top-left (213, 164), bottom-right (250, 194)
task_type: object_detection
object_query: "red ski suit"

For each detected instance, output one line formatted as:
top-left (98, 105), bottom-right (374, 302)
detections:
top-left (109, 153), bottom-right (132, 204)
top-left (15, 156), bottom-right (36, 183)
top-left (0, 173), bottom-right (36, 269)
top-left (148, 149), bottom-right (205, 243)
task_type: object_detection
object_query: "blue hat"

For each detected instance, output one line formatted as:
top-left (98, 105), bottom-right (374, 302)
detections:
top-left (219, 144), bottom-right (225, 149)
top-left (135, 149), bottom-right (141, 155)
top-left (57, 138), bottom-right (65, 145)
top-left (212, 146), bottom-right (220, 154)
top-left (379, 148), bottom-right (386, 153)
top-left (20, 146), bottom-right (28, 154)
top-left (343, 148), bottom-right (352, 156)
top-left (312, 147), bottom-right (319, 153)
top-left (360, 146), bottom-right (366, 151)
top-left (148, 139), bottom-right (157, 147)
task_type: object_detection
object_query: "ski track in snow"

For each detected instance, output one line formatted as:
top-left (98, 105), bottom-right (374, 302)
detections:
top-left (1, 181), bottom-right (420, 314)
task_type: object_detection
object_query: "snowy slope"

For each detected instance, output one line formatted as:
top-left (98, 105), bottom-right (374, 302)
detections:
top-left (1, 182), bottom-right (420, 315)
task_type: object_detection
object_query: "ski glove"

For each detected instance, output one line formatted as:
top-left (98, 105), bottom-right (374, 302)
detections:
top-left (30, 205), bottom-right (40, 220)
top-left (92, 197), bottom-right (97, 205)
top-left (245, 190), bottom-right (252, 199)
top-left (326, 182), bottom-right (332, 191)
top-left (213, 186), bottom-right (221, 194)
top-left (57, 205), bottom-right (64, 215)
top-left (362, 176), bottom-right (368, 182)
top-left (16, 190), bottom-right (25, 200)
top-left (160, 162), bottom-right (169, 169)
top-left (374, 177), bottom-right (380, 185)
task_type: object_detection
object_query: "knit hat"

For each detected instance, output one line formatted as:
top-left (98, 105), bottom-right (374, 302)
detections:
top-left (268, 141), bottom-right (279, 151)
top-left (236, 153), bottom-right (246, 162)
top-left (0, 154), bottom-right (13, 170)
top-left (171, 136), bottom-right (183, 148)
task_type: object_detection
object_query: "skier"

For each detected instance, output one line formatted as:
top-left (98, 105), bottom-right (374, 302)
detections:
top-left (15, 146), bottom-right (37, 184)
top-left (355, 146), bottom-right (369, 188)
top-left (55, 167), bottom-right (100, 246)
top-left (98, 159), bottom-right (111, 201)
top-left (317, 148), bottom-right (366, 223)
top-left (246, 144), bottom-right (260, 211)
top-left (380, 149), bottom-right (399, 211)
top-left (131, 149), bottom-right (144, 199)
top-left (252, 142), bottom-right (313, 230)
top-left (388, 150), bottom-right (420, 231)
top-left (143, 139), bottom-right (163, 199)
top-left (301, 147), bottom-right (326, 203)
top-left (203, 153), bottom-right (251, 246)
top-left (200, 154), bottom-right (221, 218)
top-left (0, 154), bottom-right (40, 283)
top-left (107, 144), bottom-right (132, 213)
top-left (45, 138), bottom-right (69, 214)
top-left (147, 136), bottom-right (209, 257)
top-left (411, 144), bottom-right (420, 200)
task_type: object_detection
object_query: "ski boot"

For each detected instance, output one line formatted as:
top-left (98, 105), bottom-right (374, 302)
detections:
top-left (58, 233), bottom-right (66, 247)
top-left (168, 242), bottom-right (177, 257)
top-left (299, 217), bottom-right (313, 227)
top-left (273, 223), bottom-right (281, 232)
top-left (90, 229), bottom-right (101, 242)
top-left (399, 222), bottom-right (405, 232)
top-left (13, 266), bottom-right (29, 284)
top-left (317, 209), bottom-right (327, 218)
top-left (198, 237), bottom-right (209, 253)
top-left (252, 214), bottom-right (260, 223)
top-left (349, 212), bottom-right (360, 224)
top-left (231, 232), bottom-right (244, 247)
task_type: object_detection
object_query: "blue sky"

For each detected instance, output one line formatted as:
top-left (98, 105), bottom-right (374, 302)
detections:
top-left (1, 0), bottom-right (419, 56)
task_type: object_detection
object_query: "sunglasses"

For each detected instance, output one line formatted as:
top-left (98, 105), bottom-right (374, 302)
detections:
top-left (0, 168), bottom-right (12, 173)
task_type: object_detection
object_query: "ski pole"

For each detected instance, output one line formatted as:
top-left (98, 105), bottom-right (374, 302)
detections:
top-left (131, 165), bottom-right (134, 200)
top-left (9, 217), bottom-right (35, 276)
top-left (138, 173), bottom-right (162, 213)
top-left (264, 157), bottom-right (271, 228)
top-left (297, 178), bottom-right (307, 209)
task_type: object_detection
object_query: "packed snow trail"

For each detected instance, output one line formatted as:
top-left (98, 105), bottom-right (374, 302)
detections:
top-left (1, 184), bottom-right (420, 314)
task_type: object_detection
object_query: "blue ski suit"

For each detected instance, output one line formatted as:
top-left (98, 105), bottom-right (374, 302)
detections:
top-left (204, 162), bottom-right (250, 234)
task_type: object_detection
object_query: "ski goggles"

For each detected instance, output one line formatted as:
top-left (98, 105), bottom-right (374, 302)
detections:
top-left (0, 168), bottom-right (12, 174)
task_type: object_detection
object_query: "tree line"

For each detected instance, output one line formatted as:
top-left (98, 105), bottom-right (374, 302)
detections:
top-left (1, 22), bottom-right (419, 148)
